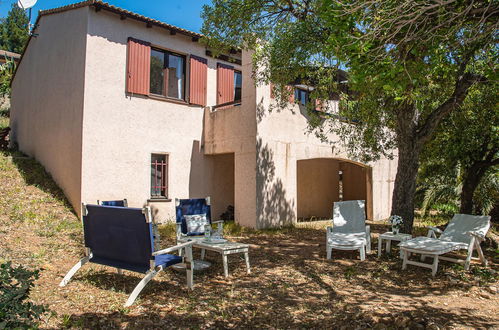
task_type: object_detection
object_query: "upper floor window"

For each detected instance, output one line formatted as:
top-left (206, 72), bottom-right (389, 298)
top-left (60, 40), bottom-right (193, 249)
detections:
top-left (217, 63), bottom-right (242, 107)
top-left (294, 88), bottom-right (309, 106)
top-left (234, 70), bottom-right (242, 103)
top-left (150, 48), bottom-right (185, 100)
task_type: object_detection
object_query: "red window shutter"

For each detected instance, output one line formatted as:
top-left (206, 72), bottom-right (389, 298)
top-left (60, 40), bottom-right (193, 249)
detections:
top-left (287, 85), bottom-right (295, 103)
top-left (217, 63), bottom-right (234, 105)
top-left (189, 55), bottom-right (208, 106)
top-left (315, 99), bottom-right (324, 112)
top-left (126, 38), bottom-right (151, 95)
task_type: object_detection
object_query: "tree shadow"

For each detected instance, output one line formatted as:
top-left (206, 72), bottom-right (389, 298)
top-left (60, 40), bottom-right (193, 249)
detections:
top-left (58, 227), bottom-right (497, 328)
top-left (256, 137), bottom-right (296, 228)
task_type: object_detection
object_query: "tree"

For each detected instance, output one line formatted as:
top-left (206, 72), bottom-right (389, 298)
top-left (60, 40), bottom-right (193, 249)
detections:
top-left (0, 3), bottom-right (29, 54)
top-left (201, 0), bottom-right (498, 232)
top-left (419, 83), bottom-right (499, 215)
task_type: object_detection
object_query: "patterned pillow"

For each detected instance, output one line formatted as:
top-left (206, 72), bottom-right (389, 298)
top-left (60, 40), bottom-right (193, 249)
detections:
top-left (184, 214), bottom-right (208, 235)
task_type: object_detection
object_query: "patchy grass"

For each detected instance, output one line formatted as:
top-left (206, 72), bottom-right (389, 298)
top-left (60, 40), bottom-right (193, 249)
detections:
top-left (1, 150), bottom-right (498, 328)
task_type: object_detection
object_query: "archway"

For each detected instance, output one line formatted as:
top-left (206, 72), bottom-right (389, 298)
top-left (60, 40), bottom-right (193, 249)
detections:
top-left (296, 158), bottom-right (372, 221)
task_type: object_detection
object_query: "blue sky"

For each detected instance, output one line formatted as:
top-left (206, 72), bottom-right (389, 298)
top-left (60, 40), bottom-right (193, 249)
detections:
top-left (0, 0), bottom-right (212, 33)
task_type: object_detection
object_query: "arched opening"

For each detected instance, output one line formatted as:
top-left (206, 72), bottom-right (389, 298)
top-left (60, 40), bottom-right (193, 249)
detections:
top-left (296, 158), bottom-right (372, 221)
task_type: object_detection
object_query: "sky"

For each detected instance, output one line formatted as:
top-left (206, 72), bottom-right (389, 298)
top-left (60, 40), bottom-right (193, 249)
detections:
top-left (0, 0), bottom-right (212, 33)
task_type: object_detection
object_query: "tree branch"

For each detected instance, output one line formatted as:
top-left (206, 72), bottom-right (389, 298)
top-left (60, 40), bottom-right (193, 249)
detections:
top-left (416, 72), bottom-right (485, 145)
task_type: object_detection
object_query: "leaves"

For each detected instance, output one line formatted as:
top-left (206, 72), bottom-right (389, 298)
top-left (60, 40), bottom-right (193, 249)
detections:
top-left (0, 3), bottom-right (29, 54)
top-left (0, 262), bottom-right (48, 328)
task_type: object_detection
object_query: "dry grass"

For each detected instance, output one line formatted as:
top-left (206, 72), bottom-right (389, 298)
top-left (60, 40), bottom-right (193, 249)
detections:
top-left (1, 150), bottom-right (498, 329)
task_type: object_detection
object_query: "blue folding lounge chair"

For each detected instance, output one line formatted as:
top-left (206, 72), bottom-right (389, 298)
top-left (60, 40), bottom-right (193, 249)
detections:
top-left (97, 199), bottom-right (128, 207)
top-left (59, 204), bottom-right (194, 307)
top-left (175, 197), bottom-right (224, 242)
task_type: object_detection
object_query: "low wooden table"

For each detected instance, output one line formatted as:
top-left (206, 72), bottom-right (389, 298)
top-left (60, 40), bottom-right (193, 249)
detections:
top-left (179, 238), bottom-right (250, 278)
top-left (378, 232), bottom-right (412, 258)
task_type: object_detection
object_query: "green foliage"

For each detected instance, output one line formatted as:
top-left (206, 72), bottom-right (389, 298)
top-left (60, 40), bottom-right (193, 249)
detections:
top-left (0, 3), bottom-right (29, 54)
top-left (0, 262), bottom-right (47, 329)
top-left (201, 0), bottom-right (497, 230)
top-left (419, 83), bottom-right (499, 215)
top-left (0, 57), bottom-right (16, 96)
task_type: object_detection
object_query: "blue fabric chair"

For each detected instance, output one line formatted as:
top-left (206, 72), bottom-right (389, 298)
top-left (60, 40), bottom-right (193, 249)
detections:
top-left (59, 204), bottom-right (194, 307)
top-left (175, 197), bottom-right (223, 241)
top-left (98, 199), bottom-right (128, 207)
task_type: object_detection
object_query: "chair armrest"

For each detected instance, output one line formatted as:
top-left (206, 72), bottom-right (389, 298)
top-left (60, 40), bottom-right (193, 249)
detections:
top-left (152, 241), bottom-right (195, 256)
top-left (212, 220), bottom-right (224, 224)
top-left (467, 231), bottom-right (486, 241)
top-left (427, 226), bottom-right (442, 238)
top-left (176, 223), bottom-right (183, 240)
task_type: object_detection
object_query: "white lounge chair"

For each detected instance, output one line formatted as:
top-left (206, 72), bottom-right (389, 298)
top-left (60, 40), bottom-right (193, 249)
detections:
top-left (399, 214), bottom-right (491, 276)
top-left (326, 200), bottom-right (371, 261)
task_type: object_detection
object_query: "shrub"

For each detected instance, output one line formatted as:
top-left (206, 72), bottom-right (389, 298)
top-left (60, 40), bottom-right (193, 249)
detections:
top-left (0, 262), bottom-right (47, 329)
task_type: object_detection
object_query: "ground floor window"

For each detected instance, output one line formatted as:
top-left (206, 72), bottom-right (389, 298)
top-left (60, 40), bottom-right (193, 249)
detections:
top-left (151, 154), bottom-right (168, 198)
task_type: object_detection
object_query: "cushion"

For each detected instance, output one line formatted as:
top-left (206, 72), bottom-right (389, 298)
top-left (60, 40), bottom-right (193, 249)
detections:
top-left (184, 213), bottom-right (208, 235)
top-left (155, 254), bottom-right (183, 268)
top-left (328, 232), bottom-right (367, 248)
top-left (399, 237), bottom-right (467, 254)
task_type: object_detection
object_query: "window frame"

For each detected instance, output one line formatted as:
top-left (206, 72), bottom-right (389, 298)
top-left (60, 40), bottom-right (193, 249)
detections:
top-left (294, 88), bottom-right (310, 106)
top-left (149, 46), bottom-right (188, 102)
top-left (150, 153), bottom-right (169, 200)
top-left (233, 70), bottom-right (242, 104)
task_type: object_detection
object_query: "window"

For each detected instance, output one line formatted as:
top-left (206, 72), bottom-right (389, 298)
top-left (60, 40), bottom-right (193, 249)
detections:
top-left (217, 63), bottom-right (242, 106)
top-left (294, 88), bottom-right (309, 106)
top-left (128, 38), bottom-right (208, 103)
top-left (234, 70), bottom-right (242, 103)
top-left (151, 154), bottom-right (168, 198)
top-left (150, 48), bottom-right (185, 100)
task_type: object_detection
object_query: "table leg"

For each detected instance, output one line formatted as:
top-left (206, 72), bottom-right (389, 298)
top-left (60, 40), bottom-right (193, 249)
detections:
top-left (222, 254), bottom-right (229, 278)
top-left (244, 251), bottom-right (251, 274)
top-left (432, 255), bottom-right (439, 277)
top-left (201, 249), bottom-right (206, 260)
top-left (386, 240), bottom-right (392, 254)
top-left (378, 238), bottom-right (382, 257)
top-left (402, 250), bottom-right (408, 270)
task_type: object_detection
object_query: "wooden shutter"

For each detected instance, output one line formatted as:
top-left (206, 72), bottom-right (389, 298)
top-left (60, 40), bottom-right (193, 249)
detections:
top-left (287, 85), bottom-right (295, 103)
top-left (126, 38), bottom-right (151, 95)
top-left (315, 99), bottom-right (324, 112)
top-left (217, 63), bottom-right (234, 105)
top-left (189, 55), bottom-right (208, 106)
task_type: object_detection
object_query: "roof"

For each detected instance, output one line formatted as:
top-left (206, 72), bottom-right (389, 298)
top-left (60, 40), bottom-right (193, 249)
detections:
top-left (0, 50), bottom-right (21, 60)
top-left (38, 0), bottom-right (204, 39)
top-left (11, 0), bottom-right (211, 85)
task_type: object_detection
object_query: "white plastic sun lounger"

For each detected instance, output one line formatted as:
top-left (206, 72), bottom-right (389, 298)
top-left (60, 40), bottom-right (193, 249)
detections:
top-left (326, 200), bottom-right (371, 261)
top-left (399, 214), bottom-right (490, 276)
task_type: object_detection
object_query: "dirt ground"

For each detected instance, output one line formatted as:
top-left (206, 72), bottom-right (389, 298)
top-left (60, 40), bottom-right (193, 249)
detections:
top-left (1, 152), bottom-right (498, 329)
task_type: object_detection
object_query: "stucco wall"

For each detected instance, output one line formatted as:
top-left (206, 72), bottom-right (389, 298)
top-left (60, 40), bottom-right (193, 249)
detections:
top-left (10, 7), bottom-right (88, 211)
top-left (297, 159), bottom-right (340, 219)
top-left (203, 49), bottom-right (397, 227)
top-left (81, 10), bottom-right (241, 222)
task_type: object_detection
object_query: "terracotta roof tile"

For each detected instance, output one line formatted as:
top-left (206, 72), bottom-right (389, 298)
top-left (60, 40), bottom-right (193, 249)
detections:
top-left (38, 0), bottom-right (204, 38)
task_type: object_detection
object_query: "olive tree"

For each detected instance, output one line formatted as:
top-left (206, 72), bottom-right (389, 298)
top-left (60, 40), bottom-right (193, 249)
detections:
top-left (201, 0), bottom-right (498, 232)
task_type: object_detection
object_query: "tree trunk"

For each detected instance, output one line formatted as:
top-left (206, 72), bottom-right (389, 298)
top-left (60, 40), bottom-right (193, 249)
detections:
top-left (460, 163), bottom-right (488, 215)
top-left (391, 140), bottom-right (421, 234)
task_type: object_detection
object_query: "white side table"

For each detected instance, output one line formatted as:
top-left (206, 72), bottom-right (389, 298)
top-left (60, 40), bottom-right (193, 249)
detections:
top-left (378, 232), bottom-right (412, 258)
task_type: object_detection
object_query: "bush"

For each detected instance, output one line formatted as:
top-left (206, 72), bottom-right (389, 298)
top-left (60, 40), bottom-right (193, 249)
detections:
top-left (0, 262), bottom-right (47, 329)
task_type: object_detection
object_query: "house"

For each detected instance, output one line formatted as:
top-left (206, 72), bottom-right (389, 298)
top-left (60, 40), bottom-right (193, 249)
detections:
top-left (10, 0), bottom-right (398, 228)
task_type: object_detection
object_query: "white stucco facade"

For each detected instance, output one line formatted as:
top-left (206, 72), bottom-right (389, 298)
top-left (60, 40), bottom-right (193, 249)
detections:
top-left (10, 3), bottom-right (397, 228)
